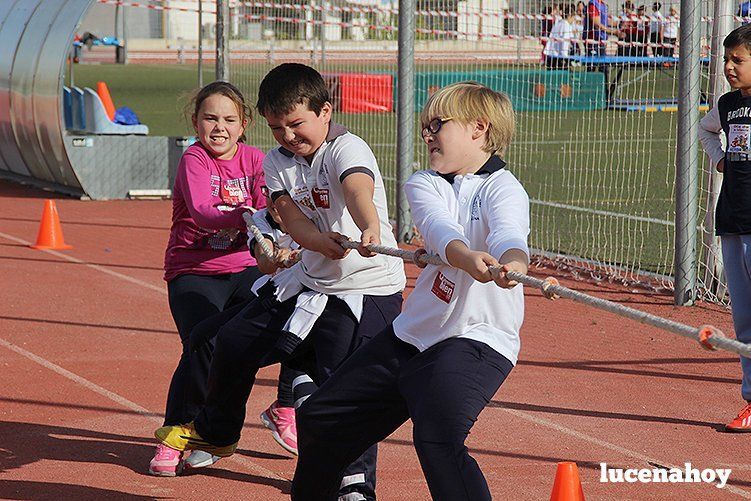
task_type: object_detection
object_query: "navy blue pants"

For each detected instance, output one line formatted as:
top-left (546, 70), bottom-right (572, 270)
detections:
top-left (187, 293), bottom-right (310, 410)
top-left (292, 326), bottom-right (514, 501)
top-left (194, 290), bottom-right (403, 500)
top-left (163, 267), bottom-right (262, 426)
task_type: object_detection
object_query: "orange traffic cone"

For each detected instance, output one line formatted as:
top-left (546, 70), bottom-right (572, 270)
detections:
top-left (30, 200), bottom-right (73, 250)
top-left (550, 462), bottom-right (585, 501)
top-left (96, 81), bottom-right (116, 121)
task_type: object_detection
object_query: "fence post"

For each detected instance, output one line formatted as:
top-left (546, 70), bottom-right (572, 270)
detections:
top-left (216, 0), bottom-right (230, 82)
top-left (198, 0), bottom-right (203, 87)
top-left (674, 0), bottom-right (702, 305)
top-left (701, 0), bottom-right (733, 300)
top-left (516, 0), bottom-right (524, 62)
top-left (321, 1), bottom-right (327, 67)
top-left (396, 0), bottom-right (416, 243)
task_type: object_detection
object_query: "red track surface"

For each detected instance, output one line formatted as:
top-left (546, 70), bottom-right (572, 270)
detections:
top-left (1, 179), bottom-right (749, 500)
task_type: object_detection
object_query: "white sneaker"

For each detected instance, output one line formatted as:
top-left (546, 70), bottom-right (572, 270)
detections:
top-left (184, 450), bottom-right (222, 469)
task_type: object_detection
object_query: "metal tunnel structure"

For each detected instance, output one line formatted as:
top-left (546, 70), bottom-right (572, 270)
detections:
top-left (0, 0), bottom-right (92, 196)
top-left (0, 0), bottom-right (181, 199)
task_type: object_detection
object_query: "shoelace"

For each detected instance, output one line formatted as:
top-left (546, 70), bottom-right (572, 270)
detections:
top-left (738, 403), bottom-right (751, 418)
top-left (155, 444), bottom-right (180, 459)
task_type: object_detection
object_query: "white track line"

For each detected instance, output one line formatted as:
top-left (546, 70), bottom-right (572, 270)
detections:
top-left (0, 336), bottom-right (154, 416)
top-left (0, 231), bottom-right (166, 294)
top-left (0, 230), bottom-right (288, 481)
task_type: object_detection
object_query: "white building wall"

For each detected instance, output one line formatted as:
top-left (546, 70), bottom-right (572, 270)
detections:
top-left (79, 3), bottom-right (157, 39)
top-left (458, 0), bottom-right (509, 41)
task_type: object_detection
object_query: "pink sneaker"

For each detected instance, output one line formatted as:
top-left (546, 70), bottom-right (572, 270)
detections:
top-left (260, 401), bottom-right (298, 455)
top-left (148, 443), bottom-right (183, 476)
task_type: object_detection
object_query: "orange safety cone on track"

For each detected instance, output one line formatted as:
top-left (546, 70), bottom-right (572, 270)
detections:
top-left (96, 81), bottom-right (116, 121)
top-left (30, 200), bottom-right (73, 250)
top-left (550, 462), bottom-right (585, 501)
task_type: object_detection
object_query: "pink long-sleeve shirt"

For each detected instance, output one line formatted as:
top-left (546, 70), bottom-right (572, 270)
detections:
top-left (164, 142), bottom-right (266, 282)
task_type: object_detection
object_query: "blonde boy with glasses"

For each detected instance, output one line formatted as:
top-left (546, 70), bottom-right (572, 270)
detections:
top-left (291, 82), bottom-right (530, 501)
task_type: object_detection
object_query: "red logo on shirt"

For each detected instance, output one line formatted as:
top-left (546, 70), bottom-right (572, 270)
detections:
top-left (312, 187), bottom-right (330, 209)
top-left (431, 272), bottom-right (455, 303)
top-left (221, 182), bottom-right (245, 206)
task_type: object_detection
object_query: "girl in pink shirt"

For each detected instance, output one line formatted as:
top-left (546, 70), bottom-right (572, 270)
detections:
top-left (150, 81), bottom-right (266, 476)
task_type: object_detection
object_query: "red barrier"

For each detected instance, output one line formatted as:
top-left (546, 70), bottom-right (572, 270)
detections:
top-left (325, 73), bottom-right (393, 113)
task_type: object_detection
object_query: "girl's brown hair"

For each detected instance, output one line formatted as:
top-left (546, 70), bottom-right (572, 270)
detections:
top-left (188, 81), bottom-right (252, 142)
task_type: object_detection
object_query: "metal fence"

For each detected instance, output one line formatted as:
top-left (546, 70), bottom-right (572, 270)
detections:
top-left (214, 0), bottom-right (726, 305)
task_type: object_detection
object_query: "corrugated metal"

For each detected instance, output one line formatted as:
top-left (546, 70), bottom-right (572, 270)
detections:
top-left (38, 0), bottom-right (92, 187)
top-left (0, 0), bottom-right (37, 178)
top-left (0, 0), bottom-right (92, 192)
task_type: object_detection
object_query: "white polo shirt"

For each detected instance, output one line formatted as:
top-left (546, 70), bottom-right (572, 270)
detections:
top-left (392, 156), bottom-right (530, 364)
top-left (263, 124), bottom-right (406, 296)
top-left (543, 19), bottom-right (575, 58)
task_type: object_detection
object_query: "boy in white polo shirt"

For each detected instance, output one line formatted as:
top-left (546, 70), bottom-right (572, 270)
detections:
top-left (156, 63), bottom-right (406, 500)
top-left (292, 81), bottom-right (530, 501)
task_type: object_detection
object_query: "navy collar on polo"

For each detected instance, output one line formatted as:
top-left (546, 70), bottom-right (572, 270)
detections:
top-left (437, 155), bottom-right (506, 184)
top-left (278, 122), bottom-right (348, 158)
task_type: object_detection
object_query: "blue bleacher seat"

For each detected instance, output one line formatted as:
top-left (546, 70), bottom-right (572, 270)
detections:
top-left (71, 86), bottom-right (86, 131)
top-left (83, 87), bottom-right (148, 135)
top-left (62, 86), bottom-right (73, 130)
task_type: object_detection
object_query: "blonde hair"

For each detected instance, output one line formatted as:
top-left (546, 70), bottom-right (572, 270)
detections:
top-left (420, 81), bottom-right (515, 156)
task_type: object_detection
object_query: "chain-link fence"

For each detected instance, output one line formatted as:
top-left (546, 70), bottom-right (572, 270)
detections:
top-left (79, 0), bottom-right (741, 305)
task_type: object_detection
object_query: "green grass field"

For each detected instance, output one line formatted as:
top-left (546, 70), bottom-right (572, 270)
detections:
top-left (70, 62), bottom-right (706, 277)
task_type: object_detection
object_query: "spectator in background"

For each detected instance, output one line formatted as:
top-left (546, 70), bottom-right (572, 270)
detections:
top-left (617, 2), bottom-right (638, 57)
top-left (661, 5), bottom-right (679, 57)
top-left (72, 31), bottom-right (100, 64)
top-left (544, 3), bottom-right (577, 69)
top-left (740, 0), bottom-right (751, 24)
top-left (571, 1), bottom-right (587, 55)
top-left (649, 2), bottom-right (665, 57)
top-left (541, 3), bottom-right (562, 46)
top-left (634, 5), bottom-right (650, 57)
top-left (583, 0), bottom-right (621, 56)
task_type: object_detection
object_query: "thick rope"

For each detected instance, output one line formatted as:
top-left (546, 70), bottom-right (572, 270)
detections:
top-left (243, 212), bottom-right (302, 268)
top-left (242, 212), bottom-right (275, 259)
top-left (336, 237), bottom-right (749, 358)
top-left (338, 238), bottom-right (444, 267)
top-left (242, 226), bottom-right (745, 357)
top-left (503, 271), bottom-right (749, 357)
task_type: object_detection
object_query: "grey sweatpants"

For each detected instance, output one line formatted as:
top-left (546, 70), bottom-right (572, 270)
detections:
top-left (722, 235), bottom-right (751, 401)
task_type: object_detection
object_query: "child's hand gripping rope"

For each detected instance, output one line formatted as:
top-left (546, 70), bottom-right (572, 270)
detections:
top-left (332, 237), bottom-right (749, 359)
top-left (243, 212), bottom-right (302, 268)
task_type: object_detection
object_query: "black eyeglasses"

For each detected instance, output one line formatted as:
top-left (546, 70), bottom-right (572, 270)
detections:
top-left (421, 117), bottom-right (454, 139)
top-left (261, 185), bottom-right (270, 197)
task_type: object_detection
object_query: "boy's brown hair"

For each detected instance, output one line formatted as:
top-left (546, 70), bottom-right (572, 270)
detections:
top-left (724, 24), bottom-right (751, 52)
top-left (256, 63), bottom-right (330, 117)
